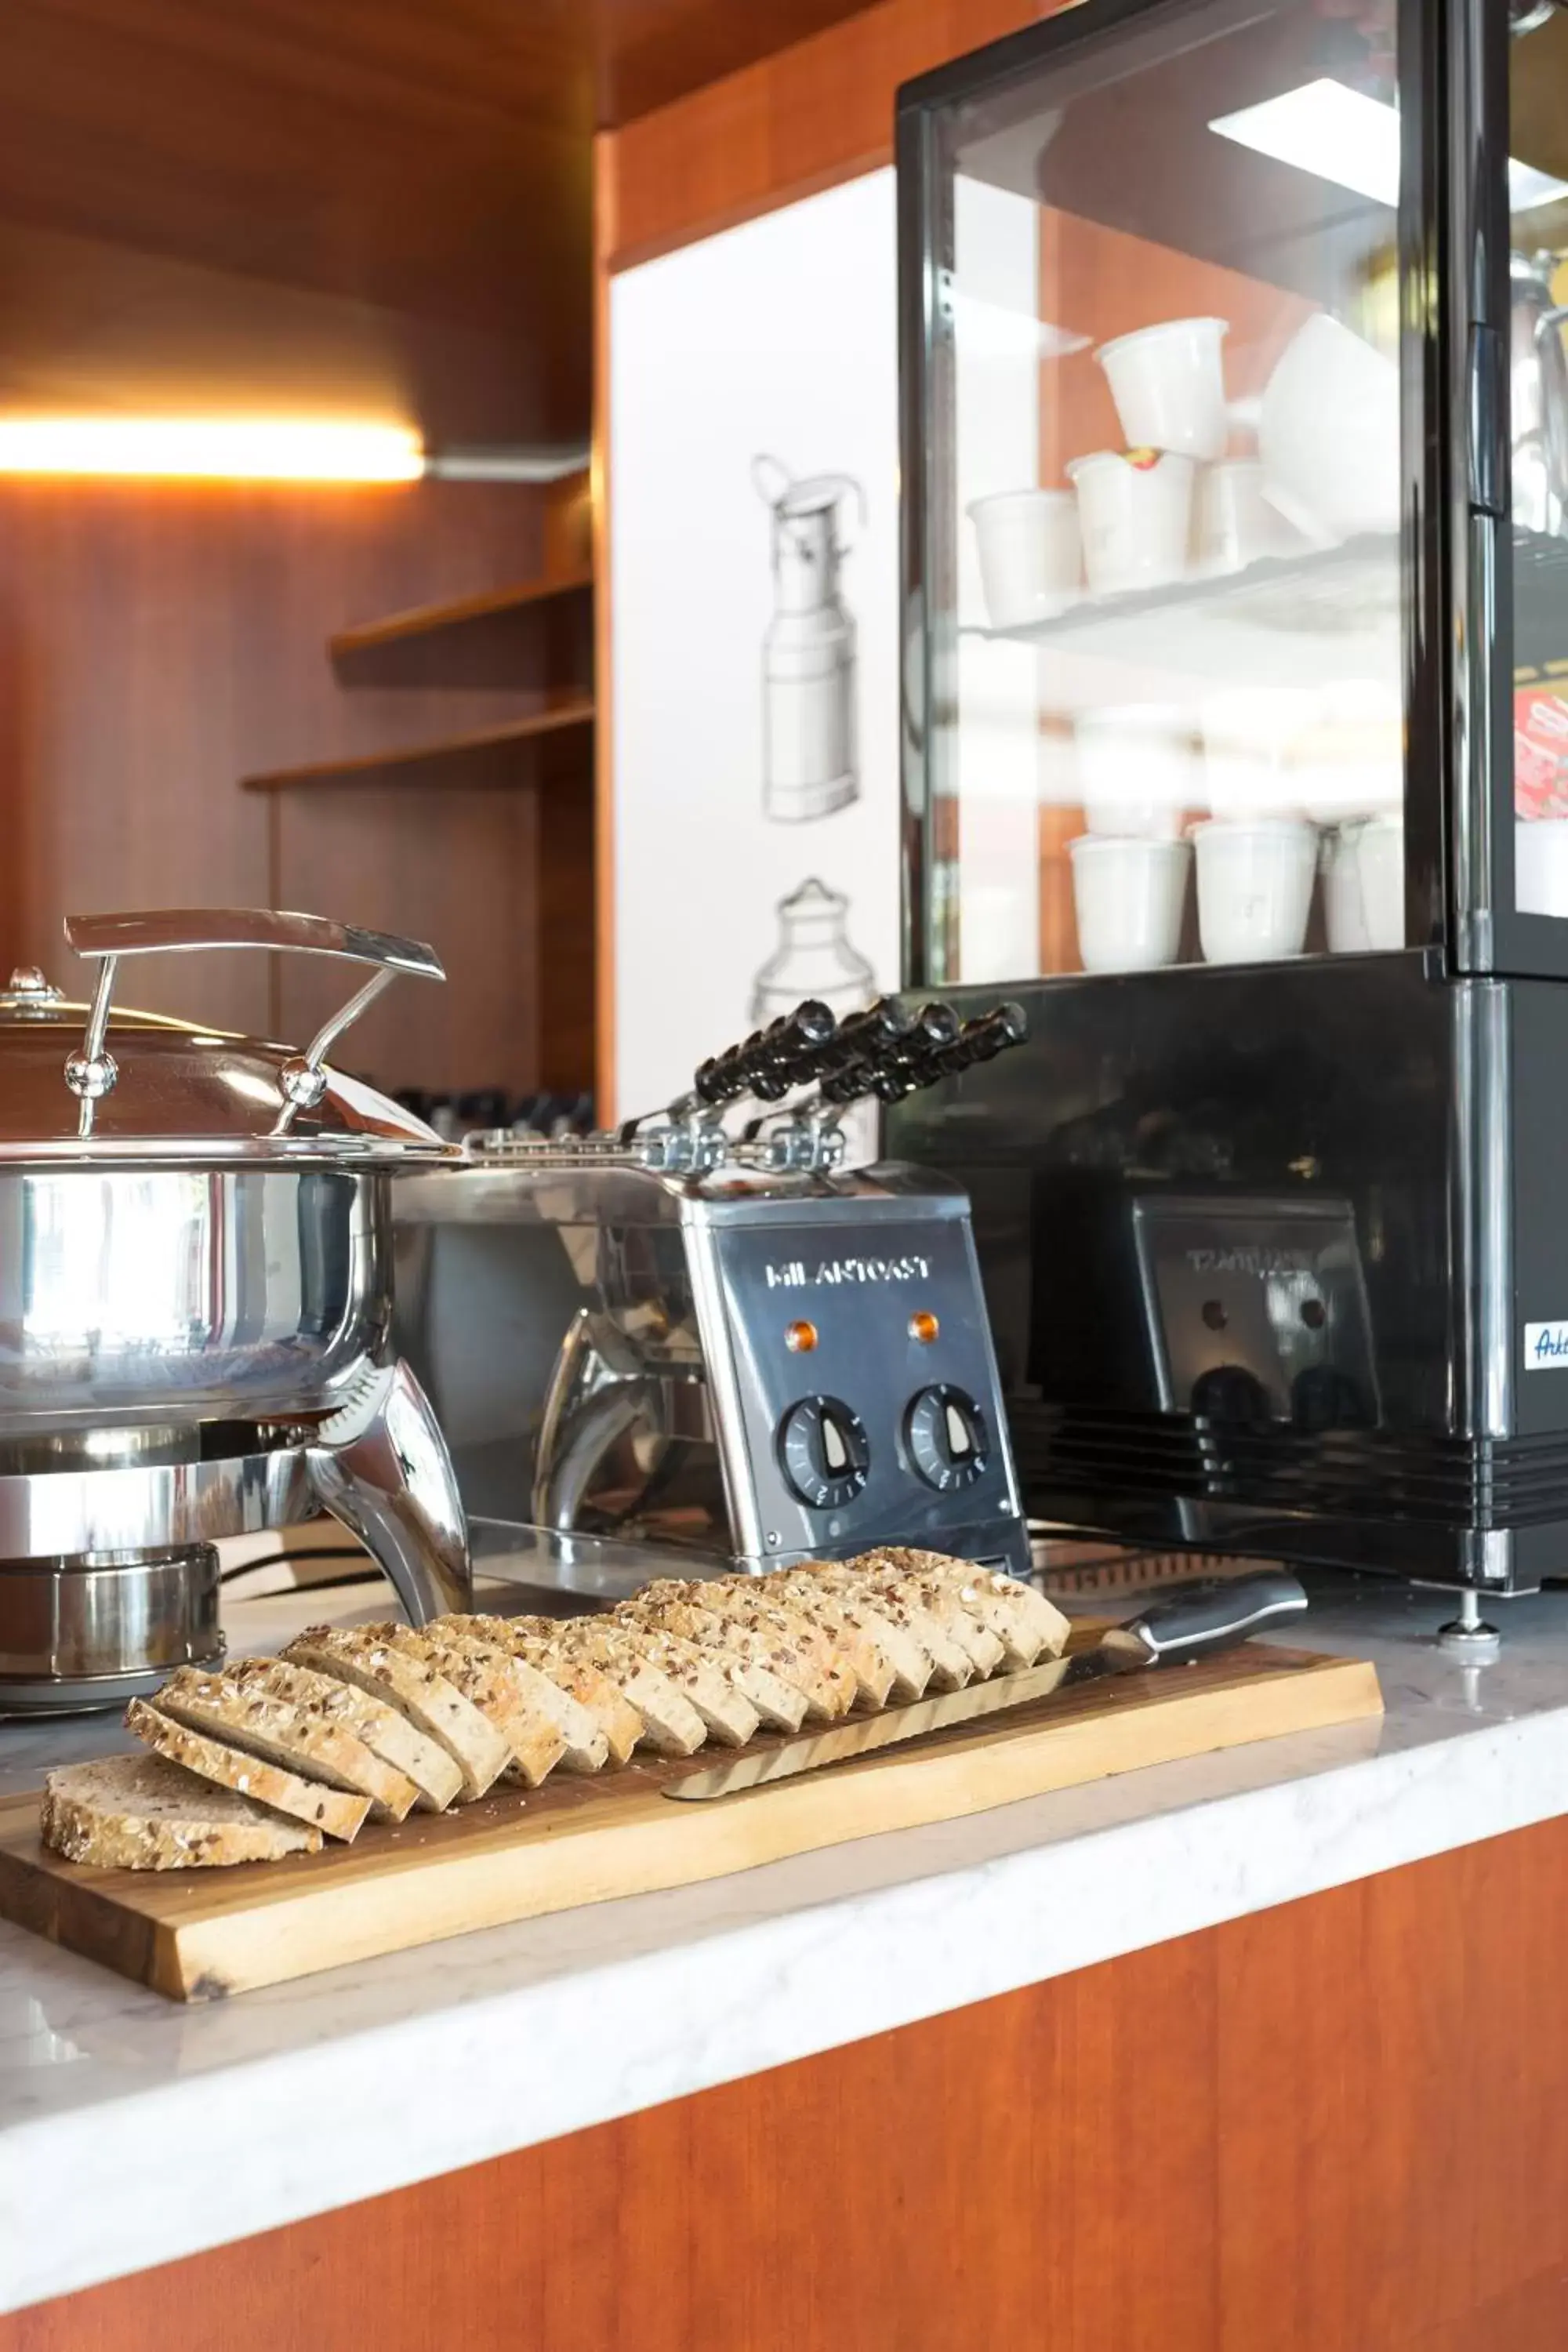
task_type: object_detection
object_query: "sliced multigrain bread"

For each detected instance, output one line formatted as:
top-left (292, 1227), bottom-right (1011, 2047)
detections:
top-left (809, 1564), bottom-right (972, 1690)
top-left (429, 1616), bottom-right (608, 1772)
top-left (858, 1550), bottom-right (1069, 1668)
top-left (771, 1570), bottom-right (928, 1704)
top-left (42, 1751), bottom-right (323, 1870)
top-left (615, 1593), bottom-right (808, 1733)
top-left (551, 1623), bottom-right (708, 1757)
top-left (481, 1616), bottom-right (645, 1766)
top-left (605, 1613), bottom-right (759, 1747)
top-left (283, 1624), bottom-right (510, 1800)
top-left (151, 1665), bottom-right (419, 1822)
top-left (224, 1655), bottom-right (463, 1813)
top-left (386, 1624), bottom-right (566, 1789)
top-left (703, 1581), bottom-right (860, 1719)
top-left (851, 1556), bottom-right (1006, 1678)
top-left (125, 1698), bottom-right (371, 1842)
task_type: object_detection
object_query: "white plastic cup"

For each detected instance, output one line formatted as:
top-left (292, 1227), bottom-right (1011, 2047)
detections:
top-left (1259, 311), bottom-right (1400, 545)
top-left (1068, 451), bottom-right (1195, 597)
top-left (1194, 459), bottom-right (1302, 575)
top-left (1193, 818), bottom-right (1319, 964)
top-left (1516, 816), bottom-right (1568, 916)
top-left (1323, 826), bottom-right (1372, 953)
top-left (1094, 318), bottom-right (1229, 461)
top-left (967, 488), bottom-right (1081, 629)
top-left (1355, 813), bottom-right (1404, 949)
top-left (1069, 833), bottom-right (1192, 973)
top-left (1075, 705), bottom-right (1192, 838)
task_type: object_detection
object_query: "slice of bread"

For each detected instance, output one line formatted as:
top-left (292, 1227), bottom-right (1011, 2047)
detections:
top-left (283, 1625), bottom-right (510, 1799)
top-left (617, 1595), bottom-right (808, 1733)
top-left (224, 1655), bottom-right (463, 1813)
top-left (852, 1556), bottom-right (1007, 1678)
top-left (606, 1616), bottom-right (759, 1748)
top-left (41, 1751), bottom-right (323, 1870)
top-left (705, 1583), bottom-right (858, 1719)
top-left (126, 1699), bottom-right (370, 1842)
top-left (153, 1665), bottom-right (419, 1822)
top-left (482, 1617), bottom-right (646, 1766)
top-left (552, 1624), bottom-right (708, 1757)
top-left (430, 1617), bottom-right (608, 1772)
top-left (395, 1624), bottom-right (566, 1789)
top-left (858, 1551), bottom-right (1069, 1668)
top-left (771, 1572), bottom-right (928, 1704)
top-left (810, 1565), bottom-right (972, 1691)
top-left (764, 1574), bottom-right (901, 1708)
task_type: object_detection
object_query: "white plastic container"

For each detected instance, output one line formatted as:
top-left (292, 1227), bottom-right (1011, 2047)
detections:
top-left (1194, 458), bottom-right (1302, 575)
top-left (967, 488), bottom-right (1081, 629)
top-left (1075, 705), bottom-right (1192, 838)
top-left (1355, 813), bottom-right (1405, 949)
top-left (1516, 816), bottom-right (1568, 916)
top-left (1094, 318), bottom-right (1229, 461)
top-left (1193, 818), bottom-right (1319, 964)
top-left (1068, 451), bottom-right (1195, 597)
top-left (1259, 312), bottom-right (1400, 544)
top-left (1069, 833), bottom-right (1192, 972)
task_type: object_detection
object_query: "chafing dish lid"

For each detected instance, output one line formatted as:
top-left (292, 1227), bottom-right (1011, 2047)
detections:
top-left (0, 960), bottom-right (457, 1164)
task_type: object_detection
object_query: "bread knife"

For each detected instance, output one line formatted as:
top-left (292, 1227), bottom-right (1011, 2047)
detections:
top-left (662, 1570), bottom-right (1308, 1802)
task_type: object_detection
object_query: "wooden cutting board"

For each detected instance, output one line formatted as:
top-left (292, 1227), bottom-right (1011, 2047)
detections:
top-left (0, 1634), bottom-right (1381, 2002)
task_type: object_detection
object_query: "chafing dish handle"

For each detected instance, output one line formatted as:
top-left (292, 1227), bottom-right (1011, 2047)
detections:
top-left (60, 907), bottom-right (445, 1106)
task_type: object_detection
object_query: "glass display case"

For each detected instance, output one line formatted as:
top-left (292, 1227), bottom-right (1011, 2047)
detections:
top-left (898, 0), bottom-right (1568, 988)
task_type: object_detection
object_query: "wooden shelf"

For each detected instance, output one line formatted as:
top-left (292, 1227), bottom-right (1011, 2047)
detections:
top-left (241, 699), bottom-right (594, 793)
top-left (329, 566), bottom-right (593, 690)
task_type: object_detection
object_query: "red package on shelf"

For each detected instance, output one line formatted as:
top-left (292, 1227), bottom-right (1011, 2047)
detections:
top-left (1515, 688), bottom-right (1568, 818)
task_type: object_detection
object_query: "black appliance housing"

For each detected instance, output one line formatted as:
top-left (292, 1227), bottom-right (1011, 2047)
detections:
top-left (892, 0), bottom-right (1568, 1592)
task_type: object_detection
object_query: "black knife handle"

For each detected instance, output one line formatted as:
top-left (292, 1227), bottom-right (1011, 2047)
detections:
top-left (1122, 1570), bottom-right (1308, 1664)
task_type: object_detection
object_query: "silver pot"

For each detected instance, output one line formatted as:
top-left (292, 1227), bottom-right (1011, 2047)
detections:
top-left (0, 907), bottom-right (472, 1710)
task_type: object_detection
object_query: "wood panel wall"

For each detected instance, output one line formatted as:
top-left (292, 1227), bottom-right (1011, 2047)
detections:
top-left (9, 1812), bottom-right (1568, 2351)
top-left (0, 474), bottom-right (567, 1094)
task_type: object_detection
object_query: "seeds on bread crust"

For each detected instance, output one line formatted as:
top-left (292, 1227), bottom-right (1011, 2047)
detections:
top-left (153, 1665), bottom-right (419, 1821)
top-left (125, 1699), bottom-right (370, 1842)
top-left (42, 1752), bottom-right (323, 1870)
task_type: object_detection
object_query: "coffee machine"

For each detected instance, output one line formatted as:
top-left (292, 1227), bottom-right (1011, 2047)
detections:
top-left (891, 0), bottom-right (1568, 1612)
top-left (394, 997), bottom-right (1032, 1581)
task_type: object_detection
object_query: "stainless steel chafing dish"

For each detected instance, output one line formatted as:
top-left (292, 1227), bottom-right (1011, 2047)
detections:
top-left (0, 906), bottom-right (472, 1712)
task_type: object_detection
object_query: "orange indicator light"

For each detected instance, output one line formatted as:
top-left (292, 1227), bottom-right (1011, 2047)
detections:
top-left (909, 1309), bottom-right (940, 1344)
top-left (785, 1319), bottom-right (818, 1353)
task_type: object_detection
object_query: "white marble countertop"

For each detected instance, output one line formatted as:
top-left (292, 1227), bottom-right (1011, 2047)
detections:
top-left (4, 1568), bottom-right (1568, 2314)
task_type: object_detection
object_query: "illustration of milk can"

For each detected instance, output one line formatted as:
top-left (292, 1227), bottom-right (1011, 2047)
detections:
top-left (753, 454), bottom-right (865, 822)
top-left (750, 877), bottom-right (875, 1024)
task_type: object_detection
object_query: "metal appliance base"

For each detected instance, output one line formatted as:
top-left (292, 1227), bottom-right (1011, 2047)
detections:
top-left (0, 1543), bottom-right (226, 1715)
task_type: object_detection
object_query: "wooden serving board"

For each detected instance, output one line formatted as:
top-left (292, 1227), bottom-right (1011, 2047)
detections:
top-left (0, 1635), bottom-right (1381, 2002)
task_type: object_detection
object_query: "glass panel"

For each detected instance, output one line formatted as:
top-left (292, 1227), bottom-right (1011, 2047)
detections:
top-left (924, 0), bottom-right (1406, 982)
top-left (1508, 4), bottom-right (1568, 920)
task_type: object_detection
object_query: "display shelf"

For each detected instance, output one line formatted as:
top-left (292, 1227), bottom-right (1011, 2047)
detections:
top-left (965, 532), bottom-right (1400, 695)
top-left (241, 699), bottom-right (594, 793)
top-left (329, 566), bottom-right (593, 690)
top-left (1513, 529), bottom-right (1568, 684)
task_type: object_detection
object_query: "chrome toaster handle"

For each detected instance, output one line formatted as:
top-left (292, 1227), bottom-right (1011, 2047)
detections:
top-left (62, 906), bottom-right (445, 1107)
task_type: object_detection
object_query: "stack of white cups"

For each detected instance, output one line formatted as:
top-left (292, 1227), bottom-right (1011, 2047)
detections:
top-left (1068, 708), bottom-right (1192, 973)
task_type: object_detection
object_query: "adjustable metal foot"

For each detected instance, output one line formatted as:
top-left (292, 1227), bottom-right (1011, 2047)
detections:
top-left (1436, 1584), bottom-right (1501, 1661)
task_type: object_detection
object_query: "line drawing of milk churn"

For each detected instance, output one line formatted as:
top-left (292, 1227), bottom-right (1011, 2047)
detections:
top-left (750, 877), bottom-right (875, 1024)
top-left (753, 454), bottom-right (865, 822)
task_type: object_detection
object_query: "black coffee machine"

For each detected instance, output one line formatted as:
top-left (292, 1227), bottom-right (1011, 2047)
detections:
top-left (890, 0), bottom-right (1568, 1609)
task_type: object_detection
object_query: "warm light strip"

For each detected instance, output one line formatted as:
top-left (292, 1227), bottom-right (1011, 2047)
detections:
top-left (1210, 77), bottom-right (1568, 214)
top-left (0, 417), bottom-right (426, 481)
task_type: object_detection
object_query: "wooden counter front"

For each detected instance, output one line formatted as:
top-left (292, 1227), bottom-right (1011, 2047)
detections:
top-left (7, 1811), bottom-right (1567, 2352)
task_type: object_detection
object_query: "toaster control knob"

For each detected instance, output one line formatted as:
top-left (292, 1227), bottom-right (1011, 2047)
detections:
top-left (777, 1396), bottom-right (869, 1509)
top-left (905, 1385), bottom-right (988, 1491)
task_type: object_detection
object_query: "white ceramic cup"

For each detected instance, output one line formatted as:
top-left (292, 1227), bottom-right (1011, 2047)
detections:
top-left (1195, 459), bottom-right (1302, 575)
top-left (1323, 826), bottom-right (1372, 953)
top-left (1075, 705), bottom-right (1192, 838)
top-left (1259, 312), bottom-right (1399, 545)
top-left (1094, 318), bottom-right (1229, 462)
top-left (1355, 813), bottom-right (1404, 949)
top-left (1068, 451), bottom-right (1195, 597)
top-left (1069, 833), bottom-right (1192, 973)
top-left (967, 488), bottom-right (1082, 628)
top-left (1193, 818), bottom-right (1319, 964)
top-left (1516, 816), bottom-right (1568, 916)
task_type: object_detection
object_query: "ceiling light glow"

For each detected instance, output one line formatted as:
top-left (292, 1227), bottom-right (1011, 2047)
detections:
top-left (0, 417), bottom-right (425, 482)
top-left (1210, 78), bottom-right (1568, 215)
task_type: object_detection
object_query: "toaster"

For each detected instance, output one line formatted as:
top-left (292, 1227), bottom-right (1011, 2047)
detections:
top-left (393, 996), bottom-right (1031, 1578)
